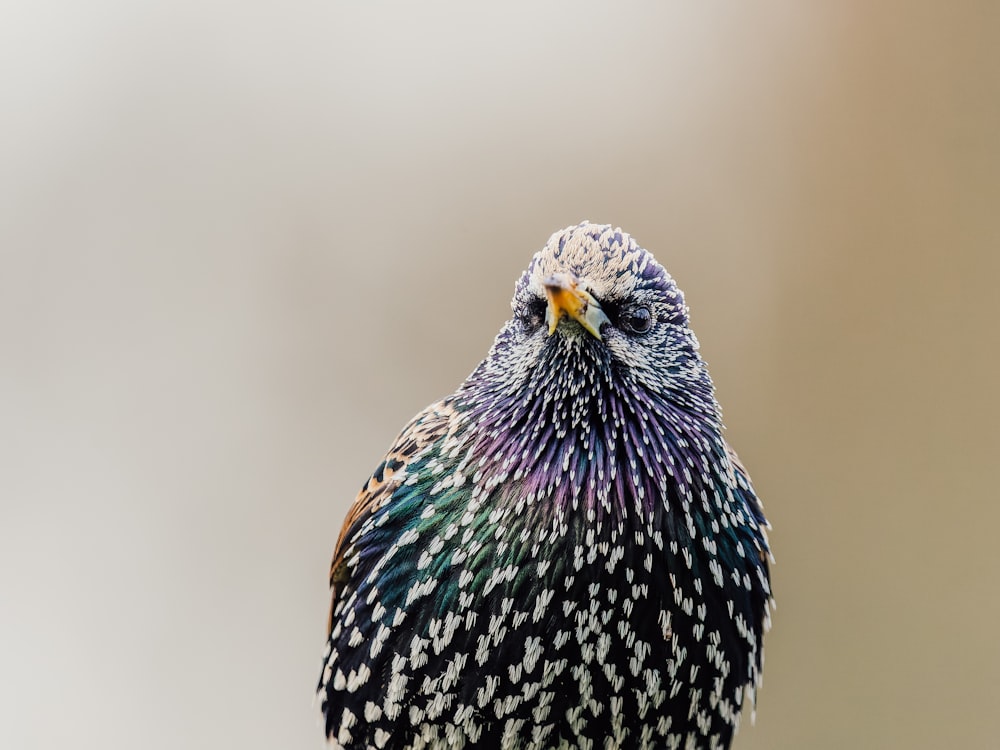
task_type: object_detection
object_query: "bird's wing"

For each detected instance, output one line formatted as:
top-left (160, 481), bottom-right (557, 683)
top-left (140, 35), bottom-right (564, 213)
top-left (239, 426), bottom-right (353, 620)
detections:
top-left (327, 400), bottom-right (454, 633)
top-left (724, 440), bottom-right (771, 557)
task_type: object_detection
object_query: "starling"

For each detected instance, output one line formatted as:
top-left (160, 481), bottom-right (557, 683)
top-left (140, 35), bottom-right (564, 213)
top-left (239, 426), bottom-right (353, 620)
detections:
top-left (319, 222), bottom-right (773, 749)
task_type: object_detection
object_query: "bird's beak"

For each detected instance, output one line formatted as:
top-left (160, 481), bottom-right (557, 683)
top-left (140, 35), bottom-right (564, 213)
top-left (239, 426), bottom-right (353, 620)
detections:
top-left (543, 273), bottom-right (610, 340)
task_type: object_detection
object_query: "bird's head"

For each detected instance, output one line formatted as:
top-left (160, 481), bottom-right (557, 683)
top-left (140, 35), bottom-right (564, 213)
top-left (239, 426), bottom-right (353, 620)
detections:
top-left (467, 222), bottom-right (716, 421)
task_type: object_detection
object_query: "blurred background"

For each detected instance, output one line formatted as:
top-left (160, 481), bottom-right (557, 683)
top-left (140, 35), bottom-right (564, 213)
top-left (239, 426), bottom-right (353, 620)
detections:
top-left (2, 2), bottom-right (998, 748)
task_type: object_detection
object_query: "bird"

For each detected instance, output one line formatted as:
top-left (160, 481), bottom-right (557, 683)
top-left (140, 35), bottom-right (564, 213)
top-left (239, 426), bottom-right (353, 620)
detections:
top-left (318, 222), bottom-right (773, 750)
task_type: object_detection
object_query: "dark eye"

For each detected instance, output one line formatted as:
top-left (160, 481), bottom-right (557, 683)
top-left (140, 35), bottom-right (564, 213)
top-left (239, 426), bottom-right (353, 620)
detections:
top-left (621, 306), bottom-right (652, 334)
top-left (518, 296), bottom-right (546, 332)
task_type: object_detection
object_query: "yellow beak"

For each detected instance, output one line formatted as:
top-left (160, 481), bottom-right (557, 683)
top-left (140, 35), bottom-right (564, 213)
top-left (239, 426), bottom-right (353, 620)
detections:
top-left (543, 273), bottom-right (610, 340)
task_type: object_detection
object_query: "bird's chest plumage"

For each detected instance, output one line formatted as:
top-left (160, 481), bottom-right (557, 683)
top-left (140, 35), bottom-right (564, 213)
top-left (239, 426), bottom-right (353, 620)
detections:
top-left (325, 405), bottom-right (767, 750)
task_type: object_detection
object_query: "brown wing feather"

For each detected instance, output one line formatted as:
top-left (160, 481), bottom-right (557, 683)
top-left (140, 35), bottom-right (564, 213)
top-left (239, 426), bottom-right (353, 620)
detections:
top-left (327, 401), bottom-right (455, 633)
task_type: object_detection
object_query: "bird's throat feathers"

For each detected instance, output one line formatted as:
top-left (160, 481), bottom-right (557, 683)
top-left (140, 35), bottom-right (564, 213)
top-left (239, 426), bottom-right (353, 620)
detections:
top-left (450, 337), bottom-right (734, 533)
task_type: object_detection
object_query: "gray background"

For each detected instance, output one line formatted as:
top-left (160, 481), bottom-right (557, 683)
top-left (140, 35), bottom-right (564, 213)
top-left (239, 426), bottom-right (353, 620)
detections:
top-left (3, 2), bottom-right (998, 749)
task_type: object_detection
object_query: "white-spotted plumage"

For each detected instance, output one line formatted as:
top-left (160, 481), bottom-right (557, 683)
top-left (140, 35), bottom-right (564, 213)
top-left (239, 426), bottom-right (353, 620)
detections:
top-left (319, 223), bottom-right (773, 749)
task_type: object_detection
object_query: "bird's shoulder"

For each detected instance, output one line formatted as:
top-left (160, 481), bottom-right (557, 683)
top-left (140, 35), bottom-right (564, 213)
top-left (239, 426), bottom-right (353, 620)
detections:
top-left (327, 399), bottom-right (457, 629)
top-left (724, 441), bottom-right (768, 521)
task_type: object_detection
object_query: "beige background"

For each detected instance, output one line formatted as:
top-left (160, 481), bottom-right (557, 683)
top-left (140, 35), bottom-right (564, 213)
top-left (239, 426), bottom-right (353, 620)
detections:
top-left (2, 2), bottom-right (998, 748)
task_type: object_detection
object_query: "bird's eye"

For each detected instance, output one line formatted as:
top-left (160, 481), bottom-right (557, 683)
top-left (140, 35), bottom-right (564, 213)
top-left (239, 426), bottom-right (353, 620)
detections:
top-left (621, 306), bottom-right (653, 334)
top-left (518, 296), bottom-right (546, 332)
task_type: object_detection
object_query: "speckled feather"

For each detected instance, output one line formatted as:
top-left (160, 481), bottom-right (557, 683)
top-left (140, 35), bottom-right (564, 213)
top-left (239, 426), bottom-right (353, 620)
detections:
top-left (319, 223), bottom-right (773, 750)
